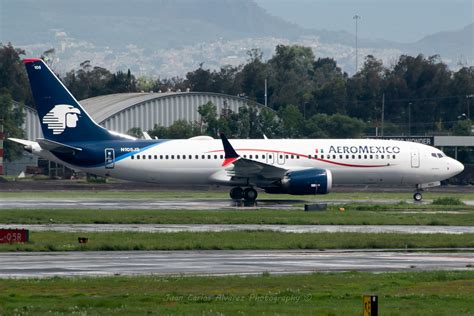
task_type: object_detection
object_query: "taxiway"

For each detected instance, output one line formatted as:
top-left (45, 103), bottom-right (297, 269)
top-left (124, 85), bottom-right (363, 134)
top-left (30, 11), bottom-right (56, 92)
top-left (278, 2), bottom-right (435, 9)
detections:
top-left (0, 250), bottom-right (472, 278)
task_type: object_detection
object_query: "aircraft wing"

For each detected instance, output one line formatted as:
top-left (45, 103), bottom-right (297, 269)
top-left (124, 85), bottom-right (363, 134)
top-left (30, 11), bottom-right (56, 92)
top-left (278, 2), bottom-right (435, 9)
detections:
top-left (220, 133), bottom-right (287, 180)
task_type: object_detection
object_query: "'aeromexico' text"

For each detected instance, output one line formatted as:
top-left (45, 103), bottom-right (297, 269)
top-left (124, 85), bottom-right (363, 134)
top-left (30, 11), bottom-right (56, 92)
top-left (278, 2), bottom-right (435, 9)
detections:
top-left (328, 145), bottom-right (401, 154)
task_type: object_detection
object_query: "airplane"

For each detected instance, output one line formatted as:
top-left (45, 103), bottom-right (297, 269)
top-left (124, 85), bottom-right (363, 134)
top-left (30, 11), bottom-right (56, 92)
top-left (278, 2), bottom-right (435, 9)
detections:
top-left (10, 58), bottom-right (464, 202)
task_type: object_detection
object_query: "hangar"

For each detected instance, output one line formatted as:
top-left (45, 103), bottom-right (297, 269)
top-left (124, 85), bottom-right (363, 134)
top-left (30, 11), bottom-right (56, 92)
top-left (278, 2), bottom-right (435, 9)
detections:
top-left (22, 91), bottom-right (263, 141)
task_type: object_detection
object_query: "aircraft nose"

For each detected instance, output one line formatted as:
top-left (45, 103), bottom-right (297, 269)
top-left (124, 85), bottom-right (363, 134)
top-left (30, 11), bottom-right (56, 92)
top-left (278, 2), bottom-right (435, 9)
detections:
top-left (449, 159), bottom-right (464, 176)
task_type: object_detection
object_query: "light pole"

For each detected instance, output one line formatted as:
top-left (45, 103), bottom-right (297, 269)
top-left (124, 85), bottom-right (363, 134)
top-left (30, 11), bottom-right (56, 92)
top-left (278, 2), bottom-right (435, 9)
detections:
top-left (467, 94), bottom-right (474, 120)
top-left (353, 15), bottom-right (361, 73)
top-left (408, 102), bottom-right (412, 136)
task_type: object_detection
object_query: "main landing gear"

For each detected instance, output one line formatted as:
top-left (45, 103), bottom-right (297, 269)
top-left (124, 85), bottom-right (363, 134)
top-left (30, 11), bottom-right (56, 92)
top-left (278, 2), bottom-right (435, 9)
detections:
top-left (413, 190), bottom-right (423, 202)
top-left (230, 187), bottom-right (258, 201)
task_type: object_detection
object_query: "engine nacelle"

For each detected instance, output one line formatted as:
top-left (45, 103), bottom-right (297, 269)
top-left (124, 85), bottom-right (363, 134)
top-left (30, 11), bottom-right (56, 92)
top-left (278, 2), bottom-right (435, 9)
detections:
top-left (266, 168), bottom-right (332, 195)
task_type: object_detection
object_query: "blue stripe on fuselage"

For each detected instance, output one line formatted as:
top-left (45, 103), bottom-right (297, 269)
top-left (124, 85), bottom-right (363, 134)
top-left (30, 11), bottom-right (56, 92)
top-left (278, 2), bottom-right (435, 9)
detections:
top-left (50, 139), bottom-right (170, 168)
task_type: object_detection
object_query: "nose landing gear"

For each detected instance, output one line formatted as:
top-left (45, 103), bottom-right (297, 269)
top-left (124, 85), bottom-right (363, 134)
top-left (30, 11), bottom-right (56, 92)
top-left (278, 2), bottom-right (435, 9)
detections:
top-left (229, 187), bottom-right (258, 201)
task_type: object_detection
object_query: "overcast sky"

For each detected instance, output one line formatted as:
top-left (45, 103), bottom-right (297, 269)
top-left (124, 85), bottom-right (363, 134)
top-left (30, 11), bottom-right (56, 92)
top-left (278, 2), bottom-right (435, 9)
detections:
top-left (256, 0), bottom-right (473, 42)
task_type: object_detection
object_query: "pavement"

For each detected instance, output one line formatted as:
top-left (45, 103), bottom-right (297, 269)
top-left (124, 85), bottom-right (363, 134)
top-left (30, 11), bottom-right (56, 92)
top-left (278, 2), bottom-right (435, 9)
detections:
top-left (0, 250), bottom-right (472, 278)
top-left (2, 224), bottom-right (474, 234)
top-left (1, 198), bottom-right (473, 209)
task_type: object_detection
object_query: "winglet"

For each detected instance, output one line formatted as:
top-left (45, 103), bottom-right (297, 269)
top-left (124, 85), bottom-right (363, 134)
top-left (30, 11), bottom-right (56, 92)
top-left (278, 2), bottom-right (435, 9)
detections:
top-left (220, 133), bottom-right (239, 166)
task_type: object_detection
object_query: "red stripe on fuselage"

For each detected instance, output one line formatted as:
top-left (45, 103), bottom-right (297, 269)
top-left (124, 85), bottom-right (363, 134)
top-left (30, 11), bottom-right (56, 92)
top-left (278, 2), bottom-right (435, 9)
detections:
top-left (209, 148), bottom-right (389, 168)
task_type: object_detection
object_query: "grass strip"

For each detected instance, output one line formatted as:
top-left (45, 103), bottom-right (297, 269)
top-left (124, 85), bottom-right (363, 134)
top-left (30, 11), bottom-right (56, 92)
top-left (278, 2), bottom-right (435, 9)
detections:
top-left (1, 232), bottom-right (473, 252)
top-left (0, 271), bottom-right (473, 315)
top-left (0, 207), bottom-right (473, 226)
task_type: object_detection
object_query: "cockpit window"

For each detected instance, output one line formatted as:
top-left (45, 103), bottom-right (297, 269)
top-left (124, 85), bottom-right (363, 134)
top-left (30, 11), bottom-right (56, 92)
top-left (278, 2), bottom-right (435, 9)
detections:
top-left (431, 153), bottom-right (437, 157)
top-left (437, 153), bottom-right (443, 158)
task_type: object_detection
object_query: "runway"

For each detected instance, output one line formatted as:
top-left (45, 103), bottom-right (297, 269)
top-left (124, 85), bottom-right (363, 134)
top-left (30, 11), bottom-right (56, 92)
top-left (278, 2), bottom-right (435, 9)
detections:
top-left (1, 198), bottom-right (473, 209)
top-left (0, 250), bottom-right (472, 278)
top-left (2, 224), bottom-right (474, 234)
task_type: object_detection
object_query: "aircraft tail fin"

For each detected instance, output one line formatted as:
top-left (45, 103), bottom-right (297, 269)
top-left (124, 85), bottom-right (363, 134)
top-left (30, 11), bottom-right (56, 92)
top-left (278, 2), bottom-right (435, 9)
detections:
top-left (23, 58), bottom-right (125, 143)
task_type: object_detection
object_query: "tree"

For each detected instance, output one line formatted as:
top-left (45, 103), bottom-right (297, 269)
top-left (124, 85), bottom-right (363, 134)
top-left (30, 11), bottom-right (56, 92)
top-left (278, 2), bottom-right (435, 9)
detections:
top-left (197, 101), bottom-right (219, 136)
top-left (278, 104), bottom-right (304, 138)
top-left (126, 127), bottom-right (143, 138)
top-left (453, 120), bottom-right (472, 136)
top-left (0, 43), bottom-right (32, 104)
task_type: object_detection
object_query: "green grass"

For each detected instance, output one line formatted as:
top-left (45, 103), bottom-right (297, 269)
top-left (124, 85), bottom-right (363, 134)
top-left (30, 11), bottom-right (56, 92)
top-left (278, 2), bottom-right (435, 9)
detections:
top-left (0, 271), bottom-right (473, 315)
top-left (0, 190), bottom-right (473, 201)
top-left (1, 231), bottom-right (473, 252)
top-left (432, 197), bottom-right (465, 205)
top-left (1, 206), bottom-right (473, 226)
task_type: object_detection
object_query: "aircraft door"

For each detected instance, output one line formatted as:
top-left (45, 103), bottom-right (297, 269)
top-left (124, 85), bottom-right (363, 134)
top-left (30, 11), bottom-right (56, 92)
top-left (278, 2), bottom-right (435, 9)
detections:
top-left (277, 152), bottom-right (286, 165)
top-left (105, 148), bottom-right (115, 169)
top-left (410, 148), bottom-right (420, 168)
top-left (266, 153), bottom-right (275, 164)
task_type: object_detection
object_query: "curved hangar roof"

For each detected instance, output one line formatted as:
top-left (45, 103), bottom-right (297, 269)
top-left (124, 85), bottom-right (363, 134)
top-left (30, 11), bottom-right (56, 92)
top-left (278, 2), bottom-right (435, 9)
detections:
top-left (23, 92), bottom-right (265, 140)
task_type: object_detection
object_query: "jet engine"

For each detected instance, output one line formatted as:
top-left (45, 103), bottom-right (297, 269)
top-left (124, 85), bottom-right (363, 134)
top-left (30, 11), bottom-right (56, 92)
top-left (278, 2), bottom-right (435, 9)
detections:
top-left (265, 168), bottom-right (332, 195)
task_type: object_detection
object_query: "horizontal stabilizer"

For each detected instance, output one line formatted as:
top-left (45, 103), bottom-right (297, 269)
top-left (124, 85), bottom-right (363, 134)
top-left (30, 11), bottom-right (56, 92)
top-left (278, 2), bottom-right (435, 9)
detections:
top-left (37, 138), bottom-right (82, 153)
top-left (8, 138), bottom-right (37, 147)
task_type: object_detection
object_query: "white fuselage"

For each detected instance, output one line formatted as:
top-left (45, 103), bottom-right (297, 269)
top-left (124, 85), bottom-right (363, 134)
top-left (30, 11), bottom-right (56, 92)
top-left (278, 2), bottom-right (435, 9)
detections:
top-left (45, 138), bottom-right (463, 188)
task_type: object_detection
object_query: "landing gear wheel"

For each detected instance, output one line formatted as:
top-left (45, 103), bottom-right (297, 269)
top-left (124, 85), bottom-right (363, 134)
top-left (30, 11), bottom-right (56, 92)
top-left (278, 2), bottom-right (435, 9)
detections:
top-left (413, 192), bottom-right (423, 202)
top-left (230, 187), bottom-right (243, 200)
top-left (243, 188), bottom-right (258, 201)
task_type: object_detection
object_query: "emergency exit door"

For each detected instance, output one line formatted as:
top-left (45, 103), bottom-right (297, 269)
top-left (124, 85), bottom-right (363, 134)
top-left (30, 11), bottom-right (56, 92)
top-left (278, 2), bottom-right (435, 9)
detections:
top-left (410, 149), bottom-right (420, 168)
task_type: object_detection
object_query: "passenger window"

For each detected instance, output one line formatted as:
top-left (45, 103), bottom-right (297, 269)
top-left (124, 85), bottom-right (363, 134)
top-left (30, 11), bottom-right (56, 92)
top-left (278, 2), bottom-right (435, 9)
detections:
top-left (346, 155), bottom-right (349, 159)
top-left (244, 155), bottom-right (247, 158)
top-left (137, 155), bottom-right (140, 160)
top-left (131, 155), bottom-right (135, 160)
top-left (154, 155), bottom-right (157, 159)
top-left (142, 155), bottom-right (146, 159)
top-left (171, 155), bottom-right (174, 159)
top-left (339, 155), bottom-right (343, 159)
top-left (392, 155), bottom-right (396, 159)
top-left (220, 155), bottom-right (223, 159)
top-left (177, 155), bottom-right (180, 159)
top-left (195, 155), bottom-right (198, 159)
top-left (202, 155), bottom-right (205, 159)
top-left (165, 155), bottom-right (169, 159)
top-left (333, 155), bottom-right (336, 159)
top-left (358, 155), bottom-right (361, 159)
top-left (352, 155), bottom-right (355, 159)
top-left (315, 155), bottom-right (318, 159)
top-left (297, 156), bottom-right (300, 159)
top-left (148, 155), bottom-right (152, 159)
top-left (256, 155), bottom-right (259, 159)
top-left (285, 155), bottom-right (289, 159)
top-left (182, 155), bottom-right (186, 160)
top-left (214, 155), bottom-right (217, 159)
top-left (321, 155), bottom-right (324, 159)
top-left (189, 155), bottom-right (192, 159)
top-left (381, 155), bottom-right (384, 159)
top-left (369, 155), bottom-right (373, 159)
top-left (279, 155), bottom-right (283, 159)
top-left (207, 155), bottom-right (211, 159)
top-left (375, 155), bottom-right (378, 159)
top-left (250, 155), bottom-right (253, 159)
